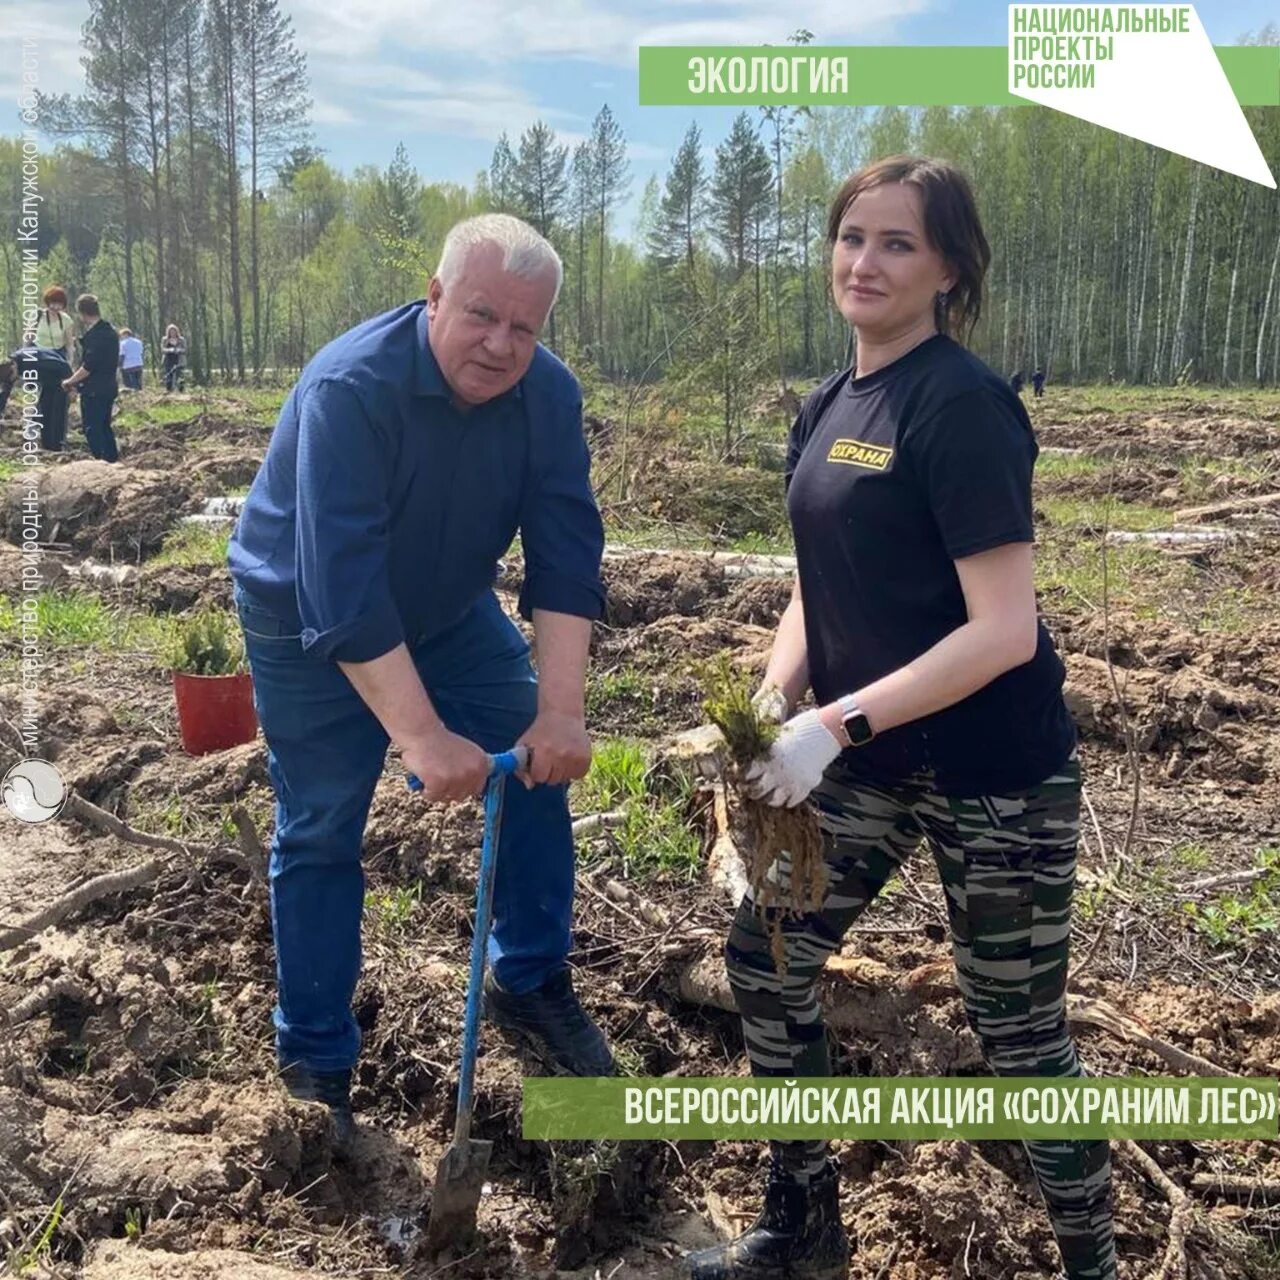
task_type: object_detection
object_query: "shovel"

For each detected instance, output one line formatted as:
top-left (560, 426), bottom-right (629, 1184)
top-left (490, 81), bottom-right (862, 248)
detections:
top-left (409, 746), bottom-right (528, 1252)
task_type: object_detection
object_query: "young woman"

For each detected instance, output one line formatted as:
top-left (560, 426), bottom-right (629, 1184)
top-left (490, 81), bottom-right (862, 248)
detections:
top-left (161, 324), bottom-right (186, 392)
top-left (33, 285), bottom-right (75, 360)
top-left (685, 157), bottom-right (1115, 1280)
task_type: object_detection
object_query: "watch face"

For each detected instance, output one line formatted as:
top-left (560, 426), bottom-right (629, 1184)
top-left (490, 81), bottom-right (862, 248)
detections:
top-left (843, 711), bottom-right (874, 747)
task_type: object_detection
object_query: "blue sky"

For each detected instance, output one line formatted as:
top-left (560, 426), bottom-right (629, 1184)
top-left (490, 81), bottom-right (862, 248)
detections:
top-left (3, 0), bottom-right (1275, 236)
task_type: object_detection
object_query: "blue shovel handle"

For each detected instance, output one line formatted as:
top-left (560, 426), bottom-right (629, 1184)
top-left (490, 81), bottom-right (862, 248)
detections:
top-left (406, 744), bottom-right (527, 1147)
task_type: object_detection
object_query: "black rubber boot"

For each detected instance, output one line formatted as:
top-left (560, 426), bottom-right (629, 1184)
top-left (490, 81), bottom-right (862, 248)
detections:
top-left (685, 1158), bottom-right (851, 1280)
top-left (279, 1061), bottom-right (355, 1153)
top-left (483, 968), bottom-right (614, 1076)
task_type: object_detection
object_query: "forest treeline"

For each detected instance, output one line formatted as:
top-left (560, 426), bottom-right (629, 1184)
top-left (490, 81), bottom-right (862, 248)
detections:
top-left (3, 2), bottom-right (1278, 393)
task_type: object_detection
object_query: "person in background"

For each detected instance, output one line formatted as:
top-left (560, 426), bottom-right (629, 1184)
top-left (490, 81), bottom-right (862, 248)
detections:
top-left (62, 294), bottom-right (120, 463)
top-left (162, 324), bottom-right (187, 392)
top-left (33, 285), bottom-right (75, 450)
top-left (1032, 366), bottom-right (1046, 398)
top-left (0, 359), bottom-right (16, 419)
top-left (119, 328), bottom-right (144, 391)
top-left (34, 285), bottom-right (75, 362)
top-left (1010, 369), bottom-right (1025, 397)
top-left (9, 346), bottom-right (73, 447)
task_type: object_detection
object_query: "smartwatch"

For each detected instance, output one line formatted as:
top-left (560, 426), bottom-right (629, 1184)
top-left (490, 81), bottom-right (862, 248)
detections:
top-left (839, 695), bottom-right (875, 747)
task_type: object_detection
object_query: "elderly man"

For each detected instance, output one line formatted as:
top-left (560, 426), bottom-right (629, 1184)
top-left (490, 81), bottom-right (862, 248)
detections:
top-left (228, 214), bottom-right (613, 1145)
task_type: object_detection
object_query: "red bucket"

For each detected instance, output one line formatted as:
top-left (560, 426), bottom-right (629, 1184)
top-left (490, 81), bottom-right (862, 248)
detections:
top-left (172, 671), bottom-right (258, 756)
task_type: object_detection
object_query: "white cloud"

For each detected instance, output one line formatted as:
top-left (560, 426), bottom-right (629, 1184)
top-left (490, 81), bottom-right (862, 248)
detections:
top-left (288, 0), bottom-right (934, 65)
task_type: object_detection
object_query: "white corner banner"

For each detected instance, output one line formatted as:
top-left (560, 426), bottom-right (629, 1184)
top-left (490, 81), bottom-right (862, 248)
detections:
top-left (1009, 5), bottom-right (1275, 188)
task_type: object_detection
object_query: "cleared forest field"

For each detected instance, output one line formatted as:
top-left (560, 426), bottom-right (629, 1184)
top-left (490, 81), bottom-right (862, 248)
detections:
top-left (0, 382), bottom-right (1278, 1280)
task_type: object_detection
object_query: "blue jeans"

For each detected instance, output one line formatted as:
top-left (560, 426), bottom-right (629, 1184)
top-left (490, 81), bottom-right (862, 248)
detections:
top-left (235, 587), bottom-right (576, 1072)
top-left (79, 391), bottom-right (118, 462)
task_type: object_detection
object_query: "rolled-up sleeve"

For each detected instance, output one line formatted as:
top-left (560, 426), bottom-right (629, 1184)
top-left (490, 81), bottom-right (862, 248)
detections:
top-left (295, 377), bottom-right (405, 662)
top-left (518, 388), bottom-right (606, 623)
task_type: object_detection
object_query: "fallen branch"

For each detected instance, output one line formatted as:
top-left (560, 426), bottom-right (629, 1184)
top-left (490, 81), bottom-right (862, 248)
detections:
top-left (1182, 865), bottom-right (1274, 895)
top-left (4, 976), bottom-right (90, 1026)
top-left (668, 949), bottom-right (1236, 1078)
top-left (707, 783), bottom-right (749, 906)
top-left (1066, 996), bottom-right (1233, 1077)
top-left (1188, 1173), bottom-right (1280, 1201)
top-left (0, 858), bottom-right (163, 952)
top-left (1121, 1140), bottom-right (1191, 1280)
top-left (571, 809), bottom-right (629, 839)
top-left (1173, 490), bottom-right (1280, 524)
top-left (63, 791), bottom-right (200, 859)
top-left (229, 805), bottom-right (267, 888)
top-left (601, 878), bottom-right (672, 930)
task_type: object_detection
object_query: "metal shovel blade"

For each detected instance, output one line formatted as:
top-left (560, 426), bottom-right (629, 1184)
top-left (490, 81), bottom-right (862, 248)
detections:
top-left (425, 1136), bottom-right (493, 1251)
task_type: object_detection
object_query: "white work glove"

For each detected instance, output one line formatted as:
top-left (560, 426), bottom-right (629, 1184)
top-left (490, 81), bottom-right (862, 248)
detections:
top-left (745, 709), bottom-right (844, 808)
top-left (751, 684), bottom-right (791, 726)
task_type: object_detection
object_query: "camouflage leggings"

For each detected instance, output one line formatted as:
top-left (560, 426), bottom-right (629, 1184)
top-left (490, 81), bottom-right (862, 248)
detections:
top-left (724, 750), bottom-right (1116, 1280)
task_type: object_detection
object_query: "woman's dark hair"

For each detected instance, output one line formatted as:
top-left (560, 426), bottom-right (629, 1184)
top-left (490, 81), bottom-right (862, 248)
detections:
top-left (826, 155), bottom-right (991, 340)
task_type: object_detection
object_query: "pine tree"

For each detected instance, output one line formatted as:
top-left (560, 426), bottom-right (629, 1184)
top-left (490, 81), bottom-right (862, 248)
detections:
top-left (649, 121), bottom-right (706, 304)
top-left (489, 134), bottom-right (517, 211)
top-left (588, 105), bottom-right (629, 351)
top-left (710, 113), bottom-right (772, 281)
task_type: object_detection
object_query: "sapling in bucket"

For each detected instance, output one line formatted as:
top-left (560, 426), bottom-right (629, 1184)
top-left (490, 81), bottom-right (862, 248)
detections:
top-left (168, 610), bottom-right (257, 756)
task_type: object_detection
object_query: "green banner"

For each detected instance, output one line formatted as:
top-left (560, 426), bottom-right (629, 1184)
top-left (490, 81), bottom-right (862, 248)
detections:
top-left (523, 1076), bottom-right (1280, 1141)
top-left (637, 46), bottom-right (1278, 107)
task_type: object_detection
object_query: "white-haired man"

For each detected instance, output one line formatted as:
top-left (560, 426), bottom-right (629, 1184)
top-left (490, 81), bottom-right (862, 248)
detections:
top-left (229, 215), bottom-right (613, 1145)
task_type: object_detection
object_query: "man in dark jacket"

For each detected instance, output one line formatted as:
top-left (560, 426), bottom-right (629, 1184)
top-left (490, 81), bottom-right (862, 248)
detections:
top-left (228, 214), bottom-right (614, 1147)
top-left (62, 294), bottom-right (119, 462)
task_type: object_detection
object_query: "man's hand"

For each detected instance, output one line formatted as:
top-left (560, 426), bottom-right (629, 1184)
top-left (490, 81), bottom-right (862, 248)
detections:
top-left (61, 377), bottom-right (75, 393)
top-left (745, 709), bottom-right (844, 808)
top-left (402, 724), bottom-right (490, 803)
top-left (517, 710), bottom-right (591, 788)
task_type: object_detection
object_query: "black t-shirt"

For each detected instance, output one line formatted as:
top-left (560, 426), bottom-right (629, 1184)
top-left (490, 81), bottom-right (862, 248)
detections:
top-left (786, 333), bottom-right (1075, 796)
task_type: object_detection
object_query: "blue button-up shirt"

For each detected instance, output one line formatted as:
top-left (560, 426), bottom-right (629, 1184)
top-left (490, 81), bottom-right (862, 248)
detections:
top-left (228, 301), bottom-right (605, 663)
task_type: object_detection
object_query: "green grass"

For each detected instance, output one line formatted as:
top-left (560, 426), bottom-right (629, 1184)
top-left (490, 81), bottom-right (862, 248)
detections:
top-left (1037, 495), bottom-right (1169, 532)
top-left (114, 400), bottom-right (204, 431)
top-left (0, 458), bottom-right (24, 484)
top-left (1031, 383), bottom-right (1280, 418)
top-left (578, 738), bottom-right (648, 811)
top-left (1176, 453), bottom-right (1278, 500)
top-left (1182, 848), bottom-right (1280, 949)
top-left (152, 523), bottom-right (232, 567)
top-left (1035, 539), bottom-right (1180, 614)
top-left (365, 882), bottom-right (423, 939)
top-left (572, 738), bottom-right (702, 880)
top-left (0, 591), bottom-right (204, 665)
top-left (1034, 451), bottom-right (1109, 481)
top-left (1170, 842), bottom-right (1213, 872)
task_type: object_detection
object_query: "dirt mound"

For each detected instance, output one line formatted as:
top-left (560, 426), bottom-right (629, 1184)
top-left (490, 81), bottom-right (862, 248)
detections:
top-left (4, 461), bottom-right (198, 560)
top-left (0, 539), bottom-right (69, 593)
top-left (134, 563), bottom-right (234, 613)
top-left (716, 576), bottom-right (793, 626)
top-left (603, 553), bottom-right (728, 626)
top-left (1064, 653), bottom-right (1276, 783)
top-left (1037, 411), bottom-right (1280, 460)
